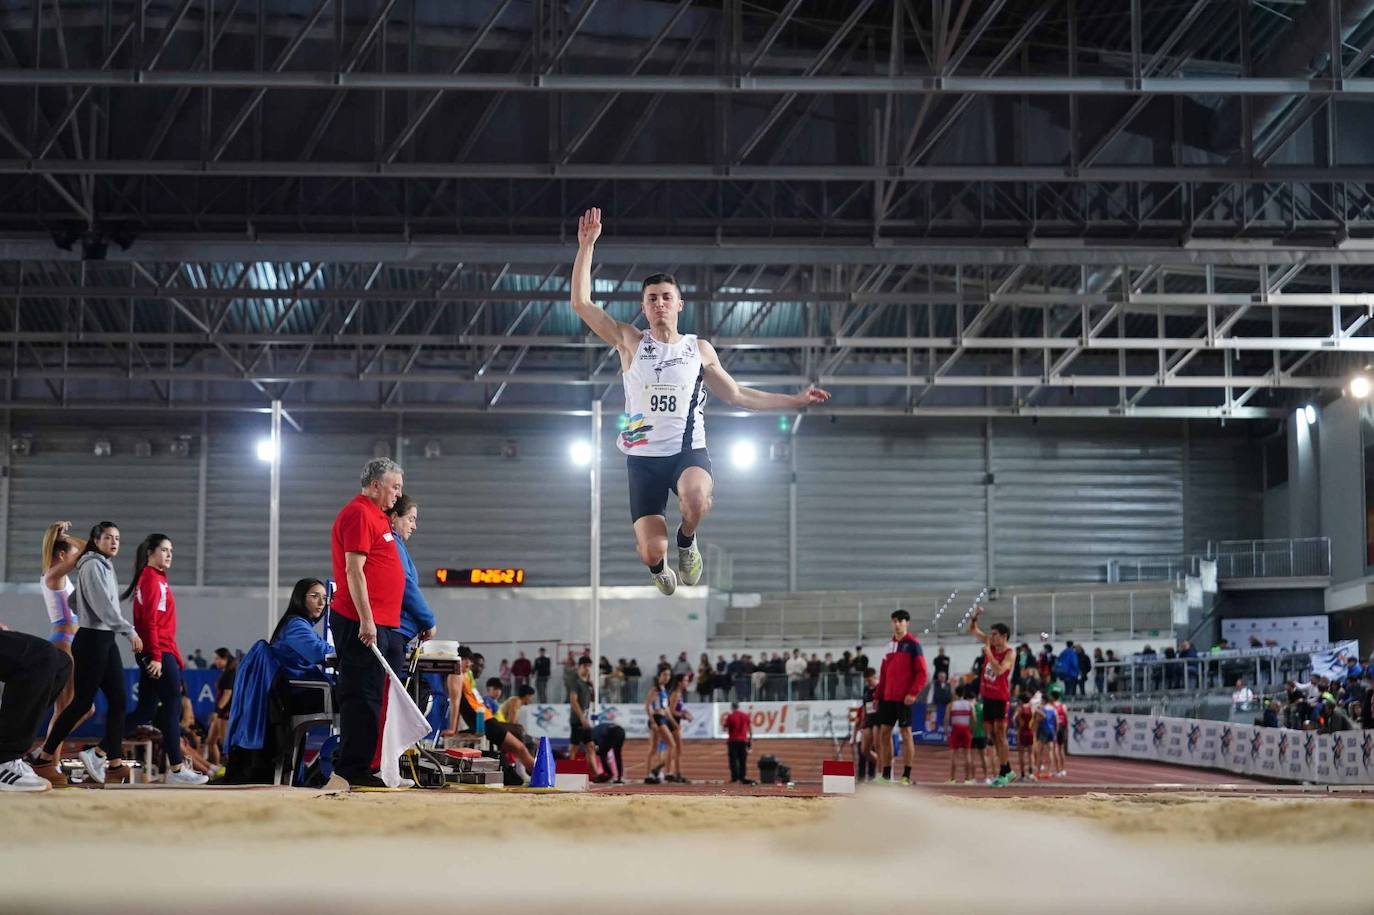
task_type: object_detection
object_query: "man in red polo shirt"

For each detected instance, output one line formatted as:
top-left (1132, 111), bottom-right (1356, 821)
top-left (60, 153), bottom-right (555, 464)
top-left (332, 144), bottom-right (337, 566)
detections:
top-left (724, 701), bottom-right (753, 784)
top-left (330, 458), bottom-right (407, 789)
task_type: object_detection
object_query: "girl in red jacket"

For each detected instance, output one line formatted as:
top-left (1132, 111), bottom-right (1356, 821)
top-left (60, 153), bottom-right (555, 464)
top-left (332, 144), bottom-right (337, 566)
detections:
top-left (123, 534), bottom-right (207, 785)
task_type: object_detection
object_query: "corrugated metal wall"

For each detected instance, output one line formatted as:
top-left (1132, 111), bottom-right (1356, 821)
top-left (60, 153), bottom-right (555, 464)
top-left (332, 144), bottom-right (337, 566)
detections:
top-left (991, 421), bottom-right (1186, 584)
top-left (797, 421), bottom-right (989, 589)
top-left (1184, 429), bottom-right (1265, 550)
top-left (6, 424), bottom-right (201, 588)
top-left (3, 415), bottom-right (1265, 591)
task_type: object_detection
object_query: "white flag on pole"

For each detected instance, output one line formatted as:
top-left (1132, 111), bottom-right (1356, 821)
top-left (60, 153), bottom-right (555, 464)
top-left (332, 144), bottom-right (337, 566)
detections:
top-left (369, 644), bottom-right (431, 788)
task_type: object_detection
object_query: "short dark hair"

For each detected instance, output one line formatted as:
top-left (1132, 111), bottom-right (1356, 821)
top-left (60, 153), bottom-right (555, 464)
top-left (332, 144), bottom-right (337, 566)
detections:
top-left (991, 622), bottom-right (1011, 637)
top-left (517, 685), bottom-right (536, 698)
top-left (485, 677), bottom-right (503, 690)
top-left (641, 272), bottom-right (678, 292)
top-left (578, 656), bottom-right (593, 667)
top-left (864, 667), bottom-right (877, 677)
top-left (386, 493), bottom-right (417, 518)
top-left (891, 609), bottom-right (910, 622)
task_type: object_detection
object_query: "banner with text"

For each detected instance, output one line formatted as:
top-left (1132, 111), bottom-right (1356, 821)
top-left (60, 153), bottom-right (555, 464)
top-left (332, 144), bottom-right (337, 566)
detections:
top-left (1069, 712), bottom-right (1374, 785)
top-left (520, 701), bottom-right (860, 740)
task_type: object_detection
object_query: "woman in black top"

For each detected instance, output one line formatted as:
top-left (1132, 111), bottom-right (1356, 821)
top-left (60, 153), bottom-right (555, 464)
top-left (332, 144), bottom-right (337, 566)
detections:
top-left (205, 648), bottom-right (236, 768)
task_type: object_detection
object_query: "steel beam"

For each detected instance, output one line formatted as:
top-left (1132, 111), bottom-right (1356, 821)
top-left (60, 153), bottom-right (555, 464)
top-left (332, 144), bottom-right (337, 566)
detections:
top-left (0, 398), bottom-right (1290, 420)
top-left (8, 70), bottom-right (1374, 95)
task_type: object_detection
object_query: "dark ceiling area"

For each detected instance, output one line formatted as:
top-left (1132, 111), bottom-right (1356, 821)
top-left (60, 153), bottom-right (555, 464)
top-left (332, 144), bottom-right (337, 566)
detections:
top-left (2, 0), bottom-right (1373, 422)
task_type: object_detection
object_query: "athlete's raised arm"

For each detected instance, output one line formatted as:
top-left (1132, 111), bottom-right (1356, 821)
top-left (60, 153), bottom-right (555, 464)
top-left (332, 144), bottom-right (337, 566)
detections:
top-left (571, 207), bottom-right (638, 355)
top-left (697, 340), bottom-right (831, 411)
top-left (969, 606), bottom-right (990, 644)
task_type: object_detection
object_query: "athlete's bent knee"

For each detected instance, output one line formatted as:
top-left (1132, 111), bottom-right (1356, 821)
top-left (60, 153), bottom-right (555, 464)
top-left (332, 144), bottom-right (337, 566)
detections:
top-left (636, 542), bottom-right (665, 567)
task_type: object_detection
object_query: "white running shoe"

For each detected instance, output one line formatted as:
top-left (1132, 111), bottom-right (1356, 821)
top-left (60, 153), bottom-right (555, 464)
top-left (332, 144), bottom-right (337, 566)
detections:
top-left (0, 758), bottom-right (51, 792)
top-left (677, 538), bottom-right (704, 586)
top-left (166, 766), bottom-right (209, 786)
top-left (79, 748), bottom-right (107, 785)
top-left (651, 564), bottom-right (678, 596)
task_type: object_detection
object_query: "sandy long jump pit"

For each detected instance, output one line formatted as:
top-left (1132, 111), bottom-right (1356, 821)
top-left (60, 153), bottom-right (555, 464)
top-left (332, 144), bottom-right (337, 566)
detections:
top-left (1, 787), bottom-right (1371, 913)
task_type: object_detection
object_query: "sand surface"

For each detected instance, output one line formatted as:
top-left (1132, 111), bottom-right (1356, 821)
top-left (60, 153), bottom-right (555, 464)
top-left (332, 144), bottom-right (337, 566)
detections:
top-left (1, 787), bottom-right (1371, 913)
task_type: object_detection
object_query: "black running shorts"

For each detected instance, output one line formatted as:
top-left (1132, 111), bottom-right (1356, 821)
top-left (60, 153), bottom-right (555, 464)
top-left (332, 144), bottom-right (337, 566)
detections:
top-left (626, 448), bottom-right (713, 521)
top-left (982, 699), bottom-right (1008, 722)
top-left (876, 700), bottom-right (911, 729)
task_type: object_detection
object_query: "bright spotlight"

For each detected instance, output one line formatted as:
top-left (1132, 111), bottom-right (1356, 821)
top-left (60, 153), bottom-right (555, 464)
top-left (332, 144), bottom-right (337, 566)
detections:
top-left (1303, 405), bottom-right (1317, 425)
top-left (255, 438), bottom-right (278, 463)
top-left (730, 440), bottom-right (757, 469)
top-left (1351, 375), bottom-right (1372, 399)
top-left (568, 440), bottom-right (593, 466)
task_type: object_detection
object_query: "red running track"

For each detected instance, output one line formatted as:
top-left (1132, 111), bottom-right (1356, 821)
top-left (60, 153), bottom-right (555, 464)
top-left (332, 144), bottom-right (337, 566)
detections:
top-left (596, 739), bottom-right (1277, 797)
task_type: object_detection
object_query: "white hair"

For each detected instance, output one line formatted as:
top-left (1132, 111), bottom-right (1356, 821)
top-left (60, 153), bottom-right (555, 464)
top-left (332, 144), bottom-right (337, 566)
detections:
top-left (360, 458), bottom-right (403, 488)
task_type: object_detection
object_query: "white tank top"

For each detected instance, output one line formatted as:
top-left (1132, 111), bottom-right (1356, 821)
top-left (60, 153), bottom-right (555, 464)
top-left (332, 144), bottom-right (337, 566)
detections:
top-left (41, 575), bottom-right (76, 626)
top-left (618, 332), bottom-right (707, 457)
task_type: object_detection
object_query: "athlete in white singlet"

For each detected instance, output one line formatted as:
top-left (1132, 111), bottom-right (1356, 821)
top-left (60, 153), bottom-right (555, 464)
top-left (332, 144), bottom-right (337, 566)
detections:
top-left (571, 207), bottom-right (830, 594)
top-left (38, 521), bottom-right (90, 761)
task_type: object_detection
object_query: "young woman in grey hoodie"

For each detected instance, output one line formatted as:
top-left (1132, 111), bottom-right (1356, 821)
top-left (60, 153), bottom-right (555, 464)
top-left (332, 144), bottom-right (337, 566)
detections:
top-left (30, 523), bottom-right (143, 787)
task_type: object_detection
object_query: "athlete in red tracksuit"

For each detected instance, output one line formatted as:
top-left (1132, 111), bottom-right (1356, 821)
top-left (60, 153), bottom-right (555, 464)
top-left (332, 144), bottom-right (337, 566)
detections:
top-left (873, 608), bottom-right (930, 784)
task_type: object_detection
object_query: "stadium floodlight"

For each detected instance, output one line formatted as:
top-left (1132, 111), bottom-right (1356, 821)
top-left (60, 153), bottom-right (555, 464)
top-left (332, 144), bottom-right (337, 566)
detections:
top-left (1350, 375), bottom-right (1371, 399)
top-left (256, 438), bottom-right (278, 463)
top-left (730, 440), bottom-right (757, 470)
top-left (569, 440), bottom-right (593, 466)
top-left (1303, 405), bottom-right (1317, 425)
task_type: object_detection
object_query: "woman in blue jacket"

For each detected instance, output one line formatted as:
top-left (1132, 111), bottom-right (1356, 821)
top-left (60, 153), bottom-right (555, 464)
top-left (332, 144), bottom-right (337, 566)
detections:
top-left (386, 495), bottom-right (436, 649)
top-left (270, 578), bottom-right (331, 683)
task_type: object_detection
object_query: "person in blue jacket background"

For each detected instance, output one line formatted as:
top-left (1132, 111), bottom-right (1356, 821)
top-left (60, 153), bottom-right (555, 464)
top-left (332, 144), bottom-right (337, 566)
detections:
top-left (386, 494), bottom-right (437, 650)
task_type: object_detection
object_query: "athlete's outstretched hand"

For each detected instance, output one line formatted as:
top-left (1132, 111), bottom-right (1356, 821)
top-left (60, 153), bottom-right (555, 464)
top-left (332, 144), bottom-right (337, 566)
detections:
top-left (577, 207), bottom-right (602, 247)
top-left (791, 385), bottom-right (831, 408)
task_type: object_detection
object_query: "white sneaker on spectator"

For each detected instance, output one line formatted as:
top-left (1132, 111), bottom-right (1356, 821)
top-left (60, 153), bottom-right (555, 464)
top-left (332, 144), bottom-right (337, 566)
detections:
top-left (166, 766), bottom-right (209, 786)
top-left (79, 748), bottom-right (107, 785)
top-left (0, 758), bottom-right (51, 792)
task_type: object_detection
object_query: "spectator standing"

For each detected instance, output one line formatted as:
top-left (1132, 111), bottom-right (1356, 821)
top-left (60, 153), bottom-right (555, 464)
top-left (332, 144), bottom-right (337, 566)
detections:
top-left (33, 523), bottom-right (142, 787)
top-left (329, 458), bottom-right (407, 789)
top-left (1054, 641), bottom-right (1081, 696)
top-left (933, 646), bottom-right (951, 681)
top-left (785, 649), bottom-right (806, 699)
top-left (123, 533), bottom-right (208, 785)
top-left (511, 651), bottom-right (532, 689)
top-left (563, 650), bottom-right (580, 701)
top-left (672, 652), bottom-right (692, 678)
top-left (724, 701), bottom-right (753, 784)
top-left (1075, 644), bottom-right (1091, 695)
top-left (1232, 678), bottom-right (1255, 711)
top-left (931, 670), bottom-right (953, 733)
top-left (624, 657), bottom-right (642, 702)
top-left (190, 648), bottom-right (207, 670)
top-left (1092, 647), bottom-right (1106, 694)
top-left (837, 651), bottom-right (854, 698)
top-left (697, 654), bottom-right (714, 702)
top-left (853, 646), bottom-right (869, 680)
top-left (1177, 639), bottom-right (1199, 688)
top-left (751, 655), bottom-right (768, 700)
top-left (533, 647), bottom-right (552, 702)
top-left (569, 657), bottom-right (609, 782)
top-left (806, 653), bottom-right (823, 699)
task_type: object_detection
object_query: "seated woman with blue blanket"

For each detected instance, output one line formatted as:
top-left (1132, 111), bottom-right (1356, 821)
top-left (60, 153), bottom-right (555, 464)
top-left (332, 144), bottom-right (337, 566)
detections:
top-left (224, 578), bottom-right (333, 783)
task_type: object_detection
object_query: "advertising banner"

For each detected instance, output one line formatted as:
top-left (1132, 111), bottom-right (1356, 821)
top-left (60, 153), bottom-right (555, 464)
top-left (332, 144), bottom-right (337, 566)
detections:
top-left (1069, 712), bottom-right (1368, 784)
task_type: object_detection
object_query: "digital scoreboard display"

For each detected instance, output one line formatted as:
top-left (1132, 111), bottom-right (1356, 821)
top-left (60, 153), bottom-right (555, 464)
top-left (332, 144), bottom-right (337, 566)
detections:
top-left (434, 567), bottom-right (526, 587)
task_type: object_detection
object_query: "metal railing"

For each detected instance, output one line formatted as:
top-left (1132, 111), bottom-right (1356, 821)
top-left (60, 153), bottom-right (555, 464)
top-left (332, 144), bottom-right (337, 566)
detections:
top-left (1106, 556), bottom-right (1194, 583)
top-left (1105, 537), bottom-right (1331, 584)
top-left (1204, 538), bottom-right (1331, 579)
top-left (1071, 647), bottom-right (1322, 711)
top-left (1008, 589), bottom-right (1172, 641)
top-left (707, 586), bottom-right (1173, 645)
